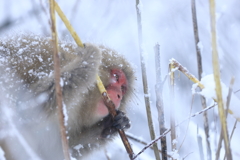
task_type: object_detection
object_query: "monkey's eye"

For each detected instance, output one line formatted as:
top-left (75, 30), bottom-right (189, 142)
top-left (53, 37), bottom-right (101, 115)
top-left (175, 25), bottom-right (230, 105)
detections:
top-left (113, 73), bottom-right (119, 82)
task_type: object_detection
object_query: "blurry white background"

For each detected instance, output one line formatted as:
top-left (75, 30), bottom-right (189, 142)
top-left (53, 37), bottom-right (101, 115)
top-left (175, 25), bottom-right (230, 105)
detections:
top-left (0, 0), bottom-right (240, 159)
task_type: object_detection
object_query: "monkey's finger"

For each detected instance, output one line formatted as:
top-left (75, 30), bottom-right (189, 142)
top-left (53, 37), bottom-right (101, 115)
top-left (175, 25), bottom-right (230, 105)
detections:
top-left (114, 111), bottom-right (125, 121)
top-left (125, 122), bottom-right (131, 129)
top-left (112, 116), bottom-right (130, 129)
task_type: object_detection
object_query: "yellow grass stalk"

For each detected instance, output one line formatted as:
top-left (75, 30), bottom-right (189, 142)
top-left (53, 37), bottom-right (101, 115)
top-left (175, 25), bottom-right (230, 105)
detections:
top-left (209, 0), bottom-right (232, 159)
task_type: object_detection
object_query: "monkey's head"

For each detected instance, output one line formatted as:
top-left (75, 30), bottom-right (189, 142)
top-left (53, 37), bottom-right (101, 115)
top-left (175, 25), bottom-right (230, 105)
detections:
top-left (79, 45), bottom-right (135, 126)
top-left (98, 46), bottom-right (134, 116)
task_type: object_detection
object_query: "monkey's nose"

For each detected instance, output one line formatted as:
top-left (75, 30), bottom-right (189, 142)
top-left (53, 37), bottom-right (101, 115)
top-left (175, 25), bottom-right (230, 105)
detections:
top-left (107, 87), bottom-right (122, 109)
top-left (117, 94), bottom-right (121, 99)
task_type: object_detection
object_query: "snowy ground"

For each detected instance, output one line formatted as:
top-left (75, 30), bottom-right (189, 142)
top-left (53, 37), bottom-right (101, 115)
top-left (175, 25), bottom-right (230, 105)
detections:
top-left (0, 0), bottom-right (240, 159)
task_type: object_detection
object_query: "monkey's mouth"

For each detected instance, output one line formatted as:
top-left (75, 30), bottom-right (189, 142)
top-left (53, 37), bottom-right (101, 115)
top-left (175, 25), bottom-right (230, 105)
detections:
top-left (96, 99), bottom-right (120, 118)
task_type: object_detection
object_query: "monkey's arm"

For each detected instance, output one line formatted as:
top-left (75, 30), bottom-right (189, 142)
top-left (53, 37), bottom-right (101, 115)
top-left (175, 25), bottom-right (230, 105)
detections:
top-left (31, 43), bottom-right (101, 102)
top-left (60, 43), bottom-right (102, 91)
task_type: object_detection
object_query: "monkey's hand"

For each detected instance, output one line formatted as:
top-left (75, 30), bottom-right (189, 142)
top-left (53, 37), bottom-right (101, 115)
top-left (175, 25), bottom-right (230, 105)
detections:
top-left (101, 110), bottom-right (130, 138)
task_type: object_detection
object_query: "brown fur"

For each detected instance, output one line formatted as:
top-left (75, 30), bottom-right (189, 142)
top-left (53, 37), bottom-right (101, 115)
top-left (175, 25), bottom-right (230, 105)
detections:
top-left (0, 34), bottom-right (134, 159)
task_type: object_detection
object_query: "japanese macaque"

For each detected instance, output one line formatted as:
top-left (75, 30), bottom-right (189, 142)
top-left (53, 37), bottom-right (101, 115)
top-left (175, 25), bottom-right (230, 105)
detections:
top-left (0, 34), bottom-right (134, 160)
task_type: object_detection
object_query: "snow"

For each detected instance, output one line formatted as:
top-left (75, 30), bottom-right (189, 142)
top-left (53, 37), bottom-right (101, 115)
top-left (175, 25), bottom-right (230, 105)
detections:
top-left (74, 144), bottom-right (83, 150)
top-left (82, 61), bottom-right (88, 65)
top-left (168, 150), bottom-right (180, 159)
top-left (0, 104), bottom-right (41, 160)
top-left (199, 74), bottom-right (218, 100)
top-left (60, 78), bottom-right (64, 87)
top-left (172, 138), bottom-right (178, 145)
top-left (197, 41), bottom-right (203, 52)
top-left (0, 147), bottom-right (5, 160)
top-left (198, 74), bottom-right (240, 119)
top-left (137, 0), bottom-right (143, 13)
top-left (191, 83), bottom-right (198, 94)
top-left (63, 102), bottom-right (68, 127)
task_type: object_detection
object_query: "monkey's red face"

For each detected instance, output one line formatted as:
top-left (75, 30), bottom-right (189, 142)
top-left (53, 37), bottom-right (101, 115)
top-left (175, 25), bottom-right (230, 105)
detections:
top-left (96, 69), bottom-right (128, 118)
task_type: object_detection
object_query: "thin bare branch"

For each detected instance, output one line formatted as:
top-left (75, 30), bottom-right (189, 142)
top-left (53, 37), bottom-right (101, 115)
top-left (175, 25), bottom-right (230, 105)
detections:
top-left (191, 0), bottom-right (212, 158)
top-left (133, 104), bottom-right (216, 159)
top-left (126, 133), bottom-right (174, 159)
top-left (182, 152), bottom-right (194, 160)
top-left (223, 120), bottom-right (237, 160)
top-left (169, 63), bottom-right (176, 160)
top-left (178, 95), bottom-right (195, 151)
top-left (154, 43), bottom-right (167, 160)
top-left (135, 0), bottom-right (160, 160)
top-left (49, 0), bottom-right (70, 160)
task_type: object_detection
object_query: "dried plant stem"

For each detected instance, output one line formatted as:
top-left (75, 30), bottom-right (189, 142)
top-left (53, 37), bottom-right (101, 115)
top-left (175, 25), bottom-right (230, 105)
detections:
top-left (135, 0), bottom-right (160, 160)
top-left (215, 77), bottom-right (235, 160)
top-left (191, 0), bottom-right (203, 80)
top-left (155, 44), bottom-right (167, 160)
top-left (191, 0), bottom-right (212, 159)
top-left (126, 133), bottom-right (174, 159)
top-left (169, 63), bottom-right (176, 160)
top-left (49, 1), bottom-right (70, 160)
top-left (54, 1), bottom-right (134, 159)
top-left (170, 59), bottom-right (240, 123)
top-left (209, 0), bottom-right (232, 159)
top-left (224, 120), bottom-right (238, 160)
top-left (170, 59), bottom-right (204, 89)
top-left (133, 104), bottom-right (216, 160)
top-left (54, 1), bottom-right (84, 48)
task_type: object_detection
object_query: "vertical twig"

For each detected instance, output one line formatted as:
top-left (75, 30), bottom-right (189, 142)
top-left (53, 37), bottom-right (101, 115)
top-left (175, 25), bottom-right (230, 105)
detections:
top-left (135, 0), bottom-right (161, 160)
top-left (209, 0), bottom-right (232, 159)
top-left (154, 44), bottom-right (167, 160)
top-left (191, 0), bottom-right (212, 159)
top-left (169, 63), bottom-right (176, 160)
top-left (49, 0), bottom-right (71, 160)
top-left (216, 77), bottom-right (235, 160)
top-left (224, 120), bottom-right (238, 160)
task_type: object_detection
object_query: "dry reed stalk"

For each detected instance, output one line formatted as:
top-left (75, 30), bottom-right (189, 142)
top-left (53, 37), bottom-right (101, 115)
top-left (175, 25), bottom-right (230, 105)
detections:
top-left (135, 0), bottom-right (160, 159)
top-left (49, 0), bottom-right (71, 159)
top-left (191, 0), bottom-right (212, 158)
top-left (209, 0), bottom-right (232, 159)
top-left (155, 44), bottom-right (167, 160)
